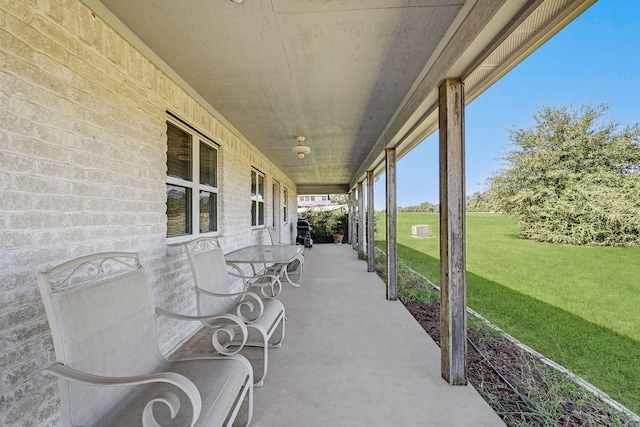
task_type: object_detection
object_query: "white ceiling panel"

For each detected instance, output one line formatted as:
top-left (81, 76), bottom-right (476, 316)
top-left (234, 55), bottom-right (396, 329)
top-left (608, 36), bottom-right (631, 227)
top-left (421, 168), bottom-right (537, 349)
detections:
top-left (86, 0), bottom-right (596, 193)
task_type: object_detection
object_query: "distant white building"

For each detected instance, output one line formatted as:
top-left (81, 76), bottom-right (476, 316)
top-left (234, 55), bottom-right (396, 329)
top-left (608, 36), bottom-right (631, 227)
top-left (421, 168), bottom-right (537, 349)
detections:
top-left (297, 194), bottom-right (332, 208)
top-left (297, 194), bottom-right (349, 213)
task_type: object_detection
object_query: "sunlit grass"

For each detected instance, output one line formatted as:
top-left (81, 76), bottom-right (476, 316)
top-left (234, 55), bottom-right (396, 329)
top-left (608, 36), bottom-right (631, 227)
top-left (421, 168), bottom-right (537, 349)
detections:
top-left (376, 212), bottom-right (640, 414)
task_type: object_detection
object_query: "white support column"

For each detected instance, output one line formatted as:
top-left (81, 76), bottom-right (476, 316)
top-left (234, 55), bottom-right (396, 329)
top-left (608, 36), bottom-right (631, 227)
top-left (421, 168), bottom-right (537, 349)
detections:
top-left (385, 148), bottom-right (397, 301)
top-left (357, 181), bottom-right (366, 259)
top-left (367, 170), bottom-right (375, 272)
top-left (439, 78), bottom-right (467, 385)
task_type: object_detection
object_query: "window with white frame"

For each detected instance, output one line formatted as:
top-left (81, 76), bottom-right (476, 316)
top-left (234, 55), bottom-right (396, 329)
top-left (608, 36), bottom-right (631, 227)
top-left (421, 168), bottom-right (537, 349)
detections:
top-left (166, 120), bottom-right (218, 238)
top-left (283, 188), bottom-right (288, 222)
top-left (251, 168), bottom-right (265, 226)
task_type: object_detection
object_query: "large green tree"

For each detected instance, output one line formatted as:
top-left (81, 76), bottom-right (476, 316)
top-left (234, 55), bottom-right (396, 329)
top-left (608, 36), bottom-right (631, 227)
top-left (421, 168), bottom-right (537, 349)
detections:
top-left (487, 104), bottom-right (640, 246)
top-left (466, 191), bottom-right (495, 213)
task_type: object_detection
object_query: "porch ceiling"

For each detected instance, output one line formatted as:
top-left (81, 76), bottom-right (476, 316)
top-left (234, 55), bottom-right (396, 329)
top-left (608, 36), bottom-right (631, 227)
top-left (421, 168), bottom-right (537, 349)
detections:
top-left (83, 0), bottom-right (595, 194)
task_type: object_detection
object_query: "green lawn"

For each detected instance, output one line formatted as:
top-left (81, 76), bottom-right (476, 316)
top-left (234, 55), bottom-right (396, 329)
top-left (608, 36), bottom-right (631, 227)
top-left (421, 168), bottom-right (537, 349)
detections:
top-left (376, 212), bottom-right (640, 414)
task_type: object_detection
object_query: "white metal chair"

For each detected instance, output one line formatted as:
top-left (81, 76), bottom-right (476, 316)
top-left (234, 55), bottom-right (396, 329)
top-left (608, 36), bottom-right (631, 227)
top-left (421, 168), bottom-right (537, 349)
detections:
top-left (37, 252), bottom-right (253, 427)
top-left (267, 226), bottom-right (304, 281)
top-left (185, 237), bottom-right (286, 387)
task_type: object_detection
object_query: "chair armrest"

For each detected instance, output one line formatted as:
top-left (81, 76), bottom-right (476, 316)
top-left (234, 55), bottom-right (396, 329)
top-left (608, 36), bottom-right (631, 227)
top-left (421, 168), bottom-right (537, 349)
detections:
top-left (194, 288), bottom-right (265, 323)
top-left (156, 308), bottom-right (248, 355)
top-left (45, 362), bottom-right (202, 427)
top-left (226, 261), bottom-right (259, 279)
top-left (226, 263), bottom-right (256, 281)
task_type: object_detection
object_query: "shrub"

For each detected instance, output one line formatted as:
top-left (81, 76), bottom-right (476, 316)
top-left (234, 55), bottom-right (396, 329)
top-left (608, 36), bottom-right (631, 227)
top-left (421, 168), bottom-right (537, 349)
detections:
top-left (298, 208), bottom-right (348, 243)
top-left (487, 104), bottom-right (640, 246)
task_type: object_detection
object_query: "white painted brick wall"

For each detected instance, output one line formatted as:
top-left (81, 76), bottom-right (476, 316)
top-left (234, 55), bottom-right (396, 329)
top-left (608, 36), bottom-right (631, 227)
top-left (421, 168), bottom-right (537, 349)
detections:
top-left (0, 0), bottom-right (297, 425)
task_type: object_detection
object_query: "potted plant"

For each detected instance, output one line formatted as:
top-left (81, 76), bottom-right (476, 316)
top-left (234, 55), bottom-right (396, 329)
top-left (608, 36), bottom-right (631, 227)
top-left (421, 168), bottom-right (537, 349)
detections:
top-left (331, 209), bottom-right (346, 244)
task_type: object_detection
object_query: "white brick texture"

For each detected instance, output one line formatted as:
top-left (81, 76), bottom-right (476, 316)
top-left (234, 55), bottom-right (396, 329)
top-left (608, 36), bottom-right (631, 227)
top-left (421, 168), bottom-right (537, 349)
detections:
top-left (0, 1), bottom-right (297, 425)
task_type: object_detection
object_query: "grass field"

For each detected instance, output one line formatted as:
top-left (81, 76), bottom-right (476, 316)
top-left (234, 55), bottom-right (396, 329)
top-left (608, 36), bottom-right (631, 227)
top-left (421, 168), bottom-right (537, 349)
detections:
top-left (376, 212), bottom-right (640, 414)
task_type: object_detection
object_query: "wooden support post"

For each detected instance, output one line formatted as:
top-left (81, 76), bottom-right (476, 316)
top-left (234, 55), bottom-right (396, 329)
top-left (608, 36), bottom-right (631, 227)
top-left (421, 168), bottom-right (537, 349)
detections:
top-left (386, 148), bottom-right (397, 300)
top-left (350, 191), bottom-right (357, 248)
top-left (367, 170), bottom-right (376, 272)
top-left (439, 78), bottom-right (467, 385)
top-left (357, 181), bottom-right (365, 258)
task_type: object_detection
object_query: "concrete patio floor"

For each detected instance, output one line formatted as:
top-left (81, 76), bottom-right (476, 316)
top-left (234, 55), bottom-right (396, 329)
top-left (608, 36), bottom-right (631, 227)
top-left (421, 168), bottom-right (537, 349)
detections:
top-left (174, 243), bottom-right (505, 426)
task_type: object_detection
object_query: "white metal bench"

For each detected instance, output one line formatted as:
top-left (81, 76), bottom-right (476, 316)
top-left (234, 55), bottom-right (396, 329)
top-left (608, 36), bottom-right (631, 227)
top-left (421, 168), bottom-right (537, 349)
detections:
top-left (185, 237), bottom-right (286, 387)
top-left (37, 252), bottom-right (253, 427)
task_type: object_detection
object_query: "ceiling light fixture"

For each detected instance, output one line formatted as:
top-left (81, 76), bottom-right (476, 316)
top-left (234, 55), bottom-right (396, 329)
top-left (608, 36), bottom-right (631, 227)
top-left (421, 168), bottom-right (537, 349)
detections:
top-left (291, 136), bottom-right (311, 159)
top-left (230, 0), bottom-right (244, 3)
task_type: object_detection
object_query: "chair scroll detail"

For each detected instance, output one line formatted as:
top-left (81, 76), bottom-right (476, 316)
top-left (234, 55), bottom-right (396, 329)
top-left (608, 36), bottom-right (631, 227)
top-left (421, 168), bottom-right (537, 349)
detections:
top-left (37, 252), bottom-right (253, 427)
top-left (45, 363), bottom-right (203, 427)
top-left (227, 261), bottom-right (283, 299)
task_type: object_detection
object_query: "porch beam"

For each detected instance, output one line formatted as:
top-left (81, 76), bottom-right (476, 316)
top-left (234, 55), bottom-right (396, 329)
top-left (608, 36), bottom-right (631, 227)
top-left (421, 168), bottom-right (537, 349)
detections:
top-left (367, 170), bottom-right (375, 272)
top-left (357, 181), bottom-right (366, 258)
top-left (438, 78), bottom-right (467, 385)
top-left (385, 148), bottom-right (397, 301)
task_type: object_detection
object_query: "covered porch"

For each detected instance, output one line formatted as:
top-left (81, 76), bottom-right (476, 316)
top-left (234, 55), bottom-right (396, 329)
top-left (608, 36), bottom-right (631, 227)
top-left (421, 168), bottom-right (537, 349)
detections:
top-left (174, 243), bottom-right (504, 426)
top-left (0, 0), bottom-right (600, 424)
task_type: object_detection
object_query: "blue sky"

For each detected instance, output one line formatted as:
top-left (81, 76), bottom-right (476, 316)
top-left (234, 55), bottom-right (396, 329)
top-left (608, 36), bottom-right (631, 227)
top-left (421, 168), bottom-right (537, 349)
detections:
top-left (374, 0), bottom-right (640, 210)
